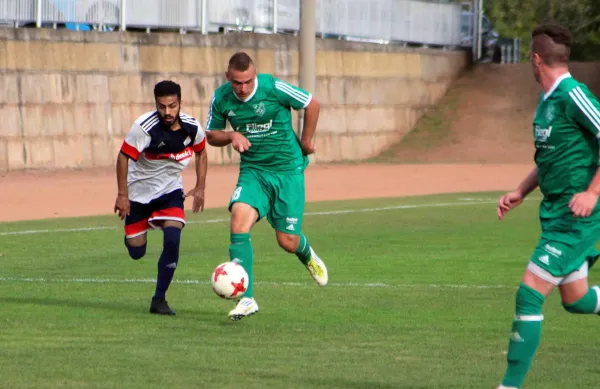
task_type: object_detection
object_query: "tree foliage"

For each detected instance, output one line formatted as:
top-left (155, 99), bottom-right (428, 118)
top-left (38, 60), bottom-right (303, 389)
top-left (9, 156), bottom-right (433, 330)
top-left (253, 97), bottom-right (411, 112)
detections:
top-left (483, 0), bottom-right (600, 61)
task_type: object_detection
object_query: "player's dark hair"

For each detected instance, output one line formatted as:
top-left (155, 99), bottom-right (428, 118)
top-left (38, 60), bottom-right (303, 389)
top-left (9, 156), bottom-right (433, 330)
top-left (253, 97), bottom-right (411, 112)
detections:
top-left (228, 52), bottom-right (254, 72)
top-left (531, 23), bottom-right (572, 65)
top-left (154, 80), bottom-right (181, 101)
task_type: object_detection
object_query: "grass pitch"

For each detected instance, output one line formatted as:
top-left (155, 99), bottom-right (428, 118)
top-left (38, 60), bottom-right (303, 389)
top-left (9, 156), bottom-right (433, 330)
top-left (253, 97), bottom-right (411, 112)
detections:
top-left (1, 192), bottom-right (599, 389)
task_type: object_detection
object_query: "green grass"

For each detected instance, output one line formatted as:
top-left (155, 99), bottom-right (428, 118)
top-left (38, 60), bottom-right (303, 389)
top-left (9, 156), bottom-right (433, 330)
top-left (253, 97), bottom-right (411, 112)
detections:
top-left (1, 192), bottom-right (599, 389)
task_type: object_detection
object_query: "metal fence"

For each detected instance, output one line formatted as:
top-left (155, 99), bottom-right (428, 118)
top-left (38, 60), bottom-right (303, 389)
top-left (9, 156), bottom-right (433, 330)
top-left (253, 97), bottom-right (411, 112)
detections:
top-left (500, 38), bottom-right (521, 64)
top-left (0, 0), bottom-right (463, 47)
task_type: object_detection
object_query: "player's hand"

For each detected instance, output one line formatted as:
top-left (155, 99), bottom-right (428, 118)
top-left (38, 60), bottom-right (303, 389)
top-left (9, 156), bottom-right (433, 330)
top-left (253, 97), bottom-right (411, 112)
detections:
top-left (114, 194), bottom-right (130, 220)
top-left (231, 132), bottom-right (251, 153)
top-left (569, 190), bottom-right (598, 218)
top-left (301, 140), bottom-right (316, 155)
top-left (497, 190), bottom-right (524, 220)
top-left (186, 187), bottom-right (205, 213)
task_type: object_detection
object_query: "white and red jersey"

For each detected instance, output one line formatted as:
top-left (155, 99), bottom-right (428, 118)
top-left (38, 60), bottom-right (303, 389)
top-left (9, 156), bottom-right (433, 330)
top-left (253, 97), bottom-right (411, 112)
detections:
top-left (120, 111), bottom-right (206, 204)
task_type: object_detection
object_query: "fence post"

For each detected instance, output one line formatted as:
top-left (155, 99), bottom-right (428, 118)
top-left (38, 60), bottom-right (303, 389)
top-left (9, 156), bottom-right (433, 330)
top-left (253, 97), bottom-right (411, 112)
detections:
top-left (471, 0), bottom-right (478, 62)
top-left (298, 0), bottom-right (316, 136)
top-left (273, 0), bottom-right (279, 33)
top-left (201, 0), bottom-right (207, 34)
top-left (120, 0), bottom-right (126, 31)
top-left (35, 0), bottom-right (42, 28)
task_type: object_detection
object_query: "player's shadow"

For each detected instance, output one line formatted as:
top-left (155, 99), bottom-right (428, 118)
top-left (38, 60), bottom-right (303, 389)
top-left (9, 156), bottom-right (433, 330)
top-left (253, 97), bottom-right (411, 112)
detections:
top-left (0, 296), bottom-right (222, 321)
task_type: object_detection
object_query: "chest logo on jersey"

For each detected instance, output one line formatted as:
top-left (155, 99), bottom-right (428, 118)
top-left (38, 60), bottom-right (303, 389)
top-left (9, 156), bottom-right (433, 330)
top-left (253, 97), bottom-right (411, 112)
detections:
top-left (238, 120), bottom-right (273, 134)
top-left (534, 125), bottom-right (553, 142)
top-left (253, 102), bottom-right (266, 117)
top-left (145, 148), bottom-right (193, 162)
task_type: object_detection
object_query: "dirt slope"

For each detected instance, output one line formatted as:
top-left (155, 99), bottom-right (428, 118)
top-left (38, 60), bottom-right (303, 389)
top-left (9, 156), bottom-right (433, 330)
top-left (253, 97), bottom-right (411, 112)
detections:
top-left (377, 62), bottom-right (600, 163)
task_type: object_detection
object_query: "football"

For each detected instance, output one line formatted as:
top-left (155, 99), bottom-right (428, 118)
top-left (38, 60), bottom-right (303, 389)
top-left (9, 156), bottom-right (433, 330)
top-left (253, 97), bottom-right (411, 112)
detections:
top-left (210, 262), bottom-right (249, 300)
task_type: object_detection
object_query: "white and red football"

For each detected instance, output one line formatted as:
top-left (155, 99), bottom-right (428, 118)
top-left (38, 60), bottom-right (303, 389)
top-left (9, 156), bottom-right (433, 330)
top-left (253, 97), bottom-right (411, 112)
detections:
top-left (210, 262), bottom-right (249, 300)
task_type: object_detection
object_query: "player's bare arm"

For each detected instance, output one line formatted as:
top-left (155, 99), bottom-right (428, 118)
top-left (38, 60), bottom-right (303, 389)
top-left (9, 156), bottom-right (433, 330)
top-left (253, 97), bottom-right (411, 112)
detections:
top-left (300, 98), bottom-right (320, 155)
top-left (206, 131), bottom-right (251, 153)
top-left (497, 167), bottom-right (539, 220)
top-left (114, 152), bottom-right (130, 220)
top-left (569, 167), bottom-right (600, 217)
top-left (186, 148), bottom-right (208, 213)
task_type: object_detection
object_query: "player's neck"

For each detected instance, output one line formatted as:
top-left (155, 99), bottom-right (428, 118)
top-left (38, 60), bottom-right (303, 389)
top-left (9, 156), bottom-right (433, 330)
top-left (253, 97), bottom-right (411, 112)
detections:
top-left (541, 67), bottom-right (570, 94)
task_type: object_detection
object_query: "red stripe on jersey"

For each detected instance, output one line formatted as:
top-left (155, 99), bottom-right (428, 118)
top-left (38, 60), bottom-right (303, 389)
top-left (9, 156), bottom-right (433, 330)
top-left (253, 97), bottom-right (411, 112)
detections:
top-left (125, 219), bottom-right (151, 237)
top-left (144, 147), bottom-right (193, 162)
top-left (192, 138), bottom-right (206, 153)
top-left (121, 141), bottom-right (140, 161)
top-left (151, 207), bottom-right (185, 220)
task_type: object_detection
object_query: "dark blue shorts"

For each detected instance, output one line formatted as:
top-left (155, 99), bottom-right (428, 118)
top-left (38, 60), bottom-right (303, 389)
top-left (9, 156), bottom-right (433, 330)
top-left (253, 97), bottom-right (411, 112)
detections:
top-left (124, 189), bottom-right (186, 238)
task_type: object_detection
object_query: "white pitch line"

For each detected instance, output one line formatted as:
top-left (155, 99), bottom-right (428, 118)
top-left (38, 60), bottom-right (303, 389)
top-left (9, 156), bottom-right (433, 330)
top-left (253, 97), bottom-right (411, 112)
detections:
top-left (0, 200), bottom-right (499, 237)
top-left (0, 276), bottom-right (513, 289)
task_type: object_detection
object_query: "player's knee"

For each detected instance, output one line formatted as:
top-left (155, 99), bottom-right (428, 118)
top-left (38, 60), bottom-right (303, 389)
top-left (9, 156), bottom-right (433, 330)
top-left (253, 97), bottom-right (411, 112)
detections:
top-left (514, 283), bottom-right (545, 316)
top-left (125, 237), bottom-right (147, 260)
top-left (276, 233), bottom-right (299, 253)
top-left (163, 226), bottom-right (182, 252)
top-left (562, 287), bottom-right (599, 314)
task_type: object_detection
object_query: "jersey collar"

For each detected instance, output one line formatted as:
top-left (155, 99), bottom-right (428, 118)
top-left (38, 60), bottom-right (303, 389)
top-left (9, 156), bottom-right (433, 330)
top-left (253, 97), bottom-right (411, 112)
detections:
top-left (544, 72), bottom-right (572, 100)
top-left (233, 77), bottom-right (259, 103)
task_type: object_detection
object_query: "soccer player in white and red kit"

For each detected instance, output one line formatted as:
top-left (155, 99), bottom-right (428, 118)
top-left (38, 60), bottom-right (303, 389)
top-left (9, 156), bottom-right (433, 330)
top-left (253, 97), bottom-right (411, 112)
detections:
top-left (114, 80), bottom-right (207, 316)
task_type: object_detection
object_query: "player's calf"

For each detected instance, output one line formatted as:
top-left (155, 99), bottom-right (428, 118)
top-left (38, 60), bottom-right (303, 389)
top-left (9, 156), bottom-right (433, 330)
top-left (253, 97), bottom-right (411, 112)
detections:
top-left (154, 226), bottom-right (181, 299)
top-left (500, 283), bottom-right (545, 389)
top-left (562, 286), bottom-right (600, 314)
top-left (124, 236), bottom-right (147, 260)
top-left (276, 232), bottom-right (299, 253)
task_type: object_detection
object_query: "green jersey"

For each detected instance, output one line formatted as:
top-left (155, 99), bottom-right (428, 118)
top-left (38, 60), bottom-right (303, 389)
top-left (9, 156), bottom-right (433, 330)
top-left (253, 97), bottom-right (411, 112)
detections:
top-left (206, 73), bottom-right (311, 174)
top-left (533, 73), bottom-right (600, 218)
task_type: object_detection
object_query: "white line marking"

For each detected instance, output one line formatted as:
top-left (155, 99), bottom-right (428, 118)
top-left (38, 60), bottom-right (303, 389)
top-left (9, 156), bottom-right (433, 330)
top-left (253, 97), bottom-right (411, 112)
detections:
top-left (0, 276), bottom-right (513, 289)
top-left (0, 200), bottom-right (502, 237)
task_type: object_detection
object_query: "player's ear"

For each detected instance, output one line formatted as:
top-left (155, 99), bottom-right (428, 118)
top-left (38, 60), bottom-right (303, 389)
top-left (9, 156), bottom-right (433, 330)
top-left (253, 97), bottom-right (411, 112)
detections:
top-left (225, 71), bottom-right (231, 81)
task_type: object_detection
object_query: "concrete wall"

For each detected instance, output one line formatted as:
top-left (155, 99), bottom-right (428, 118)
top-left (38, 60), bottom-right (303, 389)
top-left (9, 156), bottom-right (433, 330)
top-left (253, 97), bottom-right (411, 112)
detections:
top-left (0, 28), bottom-right (468, 171)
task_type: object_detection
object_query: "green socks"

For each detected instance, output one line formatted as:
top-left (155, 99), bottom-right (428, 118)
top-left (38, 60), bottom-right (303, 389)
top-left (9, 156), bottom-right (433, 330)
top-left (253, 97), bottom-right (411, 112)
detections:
top-left (295, 233), bottom-right (312, 265)
top-left (502, 283), bottom-right (545, 389)
top-left (229, 233), bottom-right (254, 298)
top-left (563, 286), bottom-right (600, 314)
top-left (502, 283), bottom-right (600, 388)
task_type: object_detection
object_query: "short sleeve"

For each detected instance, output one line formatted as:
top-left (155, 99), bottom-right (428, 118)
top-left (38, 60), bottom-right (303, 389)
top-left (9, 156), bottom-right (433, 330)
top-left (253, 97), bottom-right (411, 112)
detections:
top-left (120, 122), bottom-right (151, 161)
top-left (273, 78), bottom-right (313, 110)
top-left (567, 85), bottom-right (600, 138)
top-left (192, 122), bottom-right (206, 153)
top-left (206, 95), bottom-right (226, 131)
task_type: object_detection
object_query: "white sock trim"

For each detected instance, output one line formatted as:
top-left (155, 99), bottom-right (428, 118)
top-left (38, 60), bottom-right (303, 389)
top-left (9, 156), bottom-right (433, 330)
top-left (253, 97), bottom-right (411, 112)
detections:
top-left (593, 286), bottom-right (600, 313)
top-left (514, 314), bottom-right (543, 321)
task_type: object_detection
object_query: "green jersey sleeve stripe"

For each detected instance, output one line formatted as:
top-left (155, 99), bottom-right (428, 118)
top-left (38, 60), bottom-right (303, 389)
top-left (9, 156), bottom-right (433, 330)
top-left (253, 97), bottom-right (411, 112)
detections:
top-left (569, 87), bottom-right (600, 135)
top-left (206, 95), bottom-right (217, 130)
top-left (275, 81), bottom-right (311, 105)
top-left (275, 81), bottom-right (310, 103)
top-left (574, 87), bottom-right (600, 125)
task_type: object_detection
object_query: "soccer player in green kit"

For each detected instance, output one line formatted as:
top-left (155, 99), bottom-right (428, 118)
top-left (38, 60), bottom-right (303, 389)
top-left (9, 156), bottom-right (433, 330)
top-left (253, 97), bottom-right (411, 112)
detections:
top-left (205, 52), bottom-right (328, 321)
top-left (496, 23), bottom-right (600, 389)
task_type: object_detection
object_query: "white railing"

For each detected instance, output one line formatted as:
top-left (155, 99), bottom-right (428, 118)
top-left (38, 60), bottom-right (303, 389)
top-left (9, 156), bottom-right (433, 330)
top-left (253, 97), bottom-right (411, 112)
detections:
top-left (0, 0), bottom-right (36, 24)
top-left (0, 0), bottom-right (463, 47)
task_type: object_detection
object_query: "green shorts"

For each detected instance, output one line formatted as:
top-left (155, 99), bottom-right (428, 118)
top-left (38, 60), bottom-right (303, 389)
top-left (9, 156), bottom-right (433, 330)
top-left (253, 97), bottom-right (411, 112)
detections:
top-left (530, 216), bottom-right (600, 277)
top-left (228, 168), bottom-right (305, 235)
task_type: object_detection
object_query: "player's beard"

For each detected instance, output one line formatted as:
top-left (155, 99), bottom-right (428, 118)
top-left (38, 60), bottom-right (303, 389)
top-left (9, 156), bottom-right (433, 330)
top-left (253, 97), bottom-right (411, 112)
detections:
top-left (160, 110), bottom-right (180, 129)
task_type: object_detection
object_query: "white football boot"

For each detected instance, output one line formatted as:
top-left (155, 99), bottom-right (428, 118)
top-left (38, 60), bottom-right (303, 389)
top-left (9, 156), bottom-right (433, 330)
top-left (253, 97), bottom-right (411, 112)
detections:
top-left (228, 297), bottom-right (259, 321)
top-left (497, 386), bottom-right (518, 389)
top-left (305, 248), bottom-right (328, 286)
